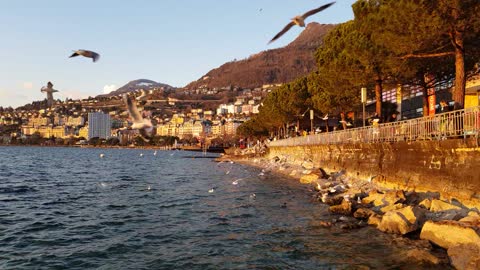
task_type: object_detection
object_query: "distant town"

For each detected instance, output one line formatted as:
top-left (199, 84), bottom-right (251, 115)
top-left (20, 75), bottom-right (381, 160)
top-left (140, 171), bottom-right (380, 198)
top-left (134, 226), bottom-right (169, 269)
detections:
top-left (0, 81), bottom-right (281, 148)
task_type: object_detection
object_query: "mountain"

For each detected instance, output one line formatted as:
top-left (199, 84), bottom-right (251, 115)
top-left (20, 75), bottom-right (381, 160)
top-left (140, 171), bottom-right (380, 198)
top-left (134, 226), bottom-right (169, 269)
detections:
top-left (185, 23), bottom-right (335, 90)
top-left (102, 79), bottom-right (174, 97)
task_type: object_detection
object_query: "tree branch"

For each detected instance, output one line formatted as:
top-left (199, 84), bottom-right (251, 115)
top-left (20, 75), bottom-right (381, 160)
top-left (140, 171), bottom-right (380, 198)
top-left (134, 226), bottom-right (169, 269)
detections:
top-left (399, 52), bottom-right (455, 59)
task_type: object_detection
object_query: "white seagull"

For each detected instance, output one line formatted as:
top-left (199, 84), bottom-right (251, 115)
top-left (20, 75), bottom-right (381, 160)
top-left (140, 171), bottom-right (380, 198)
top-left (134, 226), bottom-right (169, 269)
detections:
top-left (136, 89), bottom-right (148, 101)
top-left (269, 2), bottom-right (335, 44)
top-left (322, 114), bottom-right (329, 120)
top-left (123, 94), bottom-right (154, 140)
top-left (69, 49), bottom-right (100, 62)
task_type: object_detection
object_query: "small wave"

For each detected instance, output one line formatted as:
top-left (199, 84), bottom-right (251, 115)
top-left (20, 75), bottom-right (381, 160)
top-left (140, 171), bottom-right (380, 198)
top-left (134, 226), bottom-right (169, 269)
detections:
top-left (0, 186), bottom-right (37, 194)
top-left (42, 199), bottom-right (69, 206)
top-left (157, 201), bottom-right (194, 209)
top-left (106, 204), bottom-right (128, 210)
top-left (231, 213), bottom-right (254, 219)
top-left (99, 220), bottom-right (125, 226)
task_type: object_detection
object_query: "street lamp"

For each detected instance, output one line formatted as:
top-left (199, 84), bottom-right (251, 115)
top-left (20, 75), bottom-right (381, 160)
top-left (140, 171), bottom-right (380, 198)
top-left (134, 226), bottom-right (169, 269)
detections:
top-left (361, 87), bottom-right (367, 127)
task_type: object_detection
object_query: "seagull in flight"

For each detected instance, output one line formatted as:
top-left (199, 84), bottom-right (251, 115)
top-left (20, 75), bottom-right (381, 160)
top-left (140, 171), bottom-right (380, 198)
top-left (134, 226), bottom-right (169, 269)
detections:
top-left (69, 49), bottom-right (100, 62)
top-left (269, 1), bottom-right (335, 44)
top-left (123, 94), bottom-right (154, 141)
top-left (322, 114), bottom-right (329, 120)
top-left (136, 89), bottom-right (148, 101)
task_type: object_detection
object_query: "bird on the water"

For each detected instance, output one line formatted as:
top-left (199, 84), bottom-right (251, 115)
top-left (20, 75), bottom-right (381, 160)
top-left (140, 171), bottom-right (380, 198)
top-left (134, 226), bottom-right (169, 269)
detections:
top-left (269, 1), bottom-right (335, 44)
top-left (69, 49), bottom-right (100, 62)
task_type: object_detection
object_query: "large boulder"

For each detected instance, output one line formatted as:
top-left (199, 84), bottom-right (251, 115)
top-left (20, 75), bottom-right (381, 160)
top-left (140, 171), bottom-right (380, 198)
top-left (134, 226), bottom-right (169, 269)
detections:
top-left (448, 244), bottom-right (480, 270)
top-left (430, 200), bottom-right (462, 212)
top-left (420, 220), bottom-right (480, 249)
top-left (378, 206), bottom-right (426, 235)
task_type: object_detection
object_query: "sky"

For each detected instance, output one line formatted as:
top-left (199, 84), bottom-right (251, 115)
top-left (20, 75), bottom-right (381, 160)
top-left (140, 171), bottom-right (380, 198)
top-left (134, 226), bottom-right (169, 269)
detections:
top-left (0, 0), bottom-right (356, 108)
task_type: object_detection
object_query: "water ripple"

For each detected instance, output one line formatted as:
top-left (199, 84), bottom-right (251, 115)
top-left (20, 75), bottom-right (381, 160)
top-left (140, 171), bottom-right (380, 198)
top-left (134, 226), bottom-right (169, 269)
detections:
top-left (0, 146), bottom-right (447, 270)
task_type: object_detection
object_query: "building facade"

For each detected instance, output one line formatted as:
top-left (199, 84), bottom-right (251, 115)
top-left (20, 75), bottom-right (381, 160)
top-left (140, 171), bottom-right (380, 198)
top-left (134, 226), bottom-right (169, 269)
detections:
top-left (87, 112), bottom-right (111, 139)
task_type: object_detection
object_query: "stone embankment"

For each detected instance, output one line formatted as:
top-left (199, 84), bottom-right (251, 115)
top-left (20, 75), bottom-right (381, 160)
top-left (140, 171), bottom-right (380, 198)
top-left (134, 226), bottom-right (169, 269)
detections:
top-left (220, 142), bottom-right (480, 270)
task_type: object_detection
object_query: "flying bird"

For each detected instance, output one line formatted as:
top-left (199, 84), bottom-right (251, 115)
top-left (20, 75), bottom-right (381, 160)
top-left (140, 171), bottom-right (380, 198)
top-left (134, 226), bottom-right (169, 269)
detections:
top-left (69, 49), bottom-right (100, 62)
top-left (123, 94), bottom-right (154, 141)
top-left (136, 89), bottom-right (148, 101)
top-left (40, 81), bottom-right (59, 107)
top-left (269, 1), bottom-right (335, 44)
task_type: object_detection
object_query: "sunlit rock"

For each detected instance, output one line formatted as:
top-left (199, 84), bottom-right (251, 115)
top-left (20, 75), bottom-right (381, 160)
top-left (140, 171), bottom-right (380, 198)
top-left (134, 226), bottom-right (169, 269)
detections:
top-left (378, 206), bottom-right (426, 235)
top-left (362, 190), bottom-right (405, 207)
top-left (420, 220), bottom-right (480, 249)
top-left (299, 173), bottom-right (319, 184)
top-left (368, 214), bottom-right (382, 227)
top-left (459, 211), bottom-right (480, 225)
top-left (430, 199), bottom-right (462, 212)
top-left (380, 203), bottom-right (405, 213)
top-left (301, 160), bottom-right (314, 170)
top-left (329, 199), bottom-right (352, 215)
top-left (419, 199), bottom-right (432, 210)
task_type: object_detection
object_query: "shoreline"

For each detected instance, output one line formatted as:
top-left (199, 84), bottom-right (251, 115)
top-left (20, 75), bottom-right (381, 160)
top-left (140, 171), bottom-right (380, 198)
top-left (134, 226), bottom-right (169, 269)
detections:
top-left (0, 144), bottom-right (224, 153)
top-left (218, 152), bottom-right (480, 269)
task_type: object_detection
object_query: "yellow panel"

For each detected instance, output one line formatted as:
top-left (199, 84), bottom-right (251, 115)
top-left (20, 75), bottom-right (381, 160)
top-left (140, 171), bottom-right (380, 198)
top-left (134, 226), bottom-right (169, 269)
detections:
top-left (465, 93), bottom-right (479, 108)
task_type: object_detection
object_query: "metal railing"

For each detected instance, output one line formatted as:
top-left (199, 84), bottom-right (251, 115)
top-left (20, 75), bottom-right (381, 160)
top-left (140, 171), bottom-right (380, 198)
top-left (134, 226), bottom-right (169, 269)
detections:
top-left (269, 106), bottom-right (480, 147)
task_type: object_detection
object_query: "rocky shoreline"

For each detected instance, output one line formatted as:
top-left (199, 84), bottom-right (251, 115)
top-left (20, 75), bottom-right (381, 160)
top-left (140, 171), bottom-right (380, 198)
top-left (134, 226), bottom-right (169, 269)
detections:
top-left (218, 151), bottom-right (480, 270)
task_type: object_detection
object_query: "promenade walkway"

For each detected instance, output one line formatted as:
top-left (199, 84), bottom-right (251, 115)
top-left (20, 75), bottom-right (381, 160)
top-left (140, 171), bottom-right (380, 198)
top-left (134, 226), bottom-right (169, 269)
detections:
top-left (270, 106), bottom-right (480, 147)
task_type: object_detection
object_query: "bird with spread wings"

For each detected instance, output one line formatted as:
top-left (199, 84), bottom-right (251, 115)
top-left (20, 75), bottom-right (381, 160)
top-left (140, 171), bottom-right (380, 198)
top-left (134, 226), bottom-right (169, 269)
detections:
top-left (269, 2), bottom-right (335, 44)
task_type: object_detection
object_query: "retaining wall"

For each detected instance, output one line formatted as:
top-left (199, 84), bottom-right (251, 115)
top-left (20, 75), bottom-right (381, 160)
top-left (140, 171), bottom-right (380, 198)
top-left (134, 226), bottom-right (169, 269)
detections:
top-left (268, 138), bottom-right (480, 207)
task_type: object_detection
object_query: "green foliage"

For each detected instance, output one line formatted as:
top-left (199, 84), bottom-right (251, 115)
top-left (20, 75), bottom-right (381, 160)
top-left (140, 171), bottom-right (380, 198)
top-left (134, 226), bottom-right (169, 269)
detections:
top-left (236, 117), bottom-right (269, 137)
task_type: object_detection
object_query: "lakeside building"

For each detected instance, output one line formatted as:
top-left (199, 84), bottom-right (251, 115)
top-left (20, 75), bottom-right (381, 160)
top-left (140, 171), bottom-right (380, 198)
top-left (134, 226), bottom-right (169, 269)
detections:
top-left (28, 117), bottom-right (51, 127)
top-left (78, 126), bottom-right (88, 139)
top-left (87, 112), bottom-right (111, 140)
top-left (65, 116), bottom-right (84, 127)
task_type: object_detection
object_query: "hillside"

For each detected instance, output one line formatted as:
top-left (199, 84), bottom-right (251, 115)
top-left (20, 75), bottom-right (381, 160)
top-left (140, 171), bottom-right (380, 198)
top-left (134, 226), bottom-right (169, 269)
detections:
top-left (101, 79), bottom-right (174, 97)
top-left (185, 23), bottom-right (335, 89)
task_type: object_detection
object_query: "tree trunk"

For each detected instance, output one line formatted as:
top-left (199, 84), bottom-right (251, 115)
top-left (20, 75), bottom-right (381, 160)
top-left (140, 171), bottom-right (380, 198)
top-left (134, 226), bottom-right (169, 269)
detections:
top-left (453, 36), bottom-right (465, 110)
top-left (422, 90), bottom-right (429, 116)
top-left (451, 2), bottom-right (466, 110)
top-left (375, 77), bottom-right (383, 117)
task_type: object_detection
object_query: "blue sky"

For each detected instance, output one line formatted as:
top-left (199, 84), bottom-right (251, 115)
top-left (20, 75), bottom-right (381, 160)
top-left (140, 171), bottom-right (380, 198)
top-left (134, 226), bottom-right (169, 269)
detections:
top-left (0, 0), bottom-right (356, 108)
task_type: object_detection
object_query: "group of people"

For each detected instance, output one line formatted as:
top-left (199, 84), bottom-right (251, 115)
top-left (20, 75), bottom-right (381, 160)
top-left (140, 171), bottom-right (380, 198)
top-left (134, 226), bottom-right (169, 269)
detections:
top-left (337, 111), bottom-right (400, 131)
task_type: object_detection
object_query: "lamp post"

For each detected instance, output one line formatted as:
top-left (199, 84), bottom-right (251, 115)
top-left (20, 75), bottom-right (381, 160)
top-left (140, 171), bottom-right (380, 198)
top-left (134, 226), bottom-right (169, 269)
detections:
top-left (361, 87), bottom-right (367, 127)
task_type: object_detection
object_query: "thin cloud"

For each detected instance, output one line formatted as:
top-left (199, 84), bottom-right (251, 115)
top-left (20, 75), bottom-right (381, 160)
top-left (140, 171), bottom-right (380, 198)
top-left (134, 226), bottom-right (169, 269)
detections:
top-left (103, 84), bottom-right (117, 94)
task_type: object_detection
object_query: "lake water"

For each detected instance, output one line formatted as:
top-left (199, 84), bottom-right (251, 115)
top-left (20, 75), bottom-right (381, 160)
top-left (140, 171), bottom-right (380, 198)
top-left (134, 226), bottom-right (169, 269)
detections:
top-left (0, 146), bottom-right (442, 269)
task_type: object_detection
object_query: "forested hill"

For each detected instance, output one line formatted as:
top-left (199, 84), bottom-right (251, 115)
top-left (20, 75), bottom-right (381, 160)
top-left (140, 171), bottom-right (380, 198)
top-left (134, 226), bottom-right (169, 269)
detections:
top-left (185, 23), bottom-right (335, 89)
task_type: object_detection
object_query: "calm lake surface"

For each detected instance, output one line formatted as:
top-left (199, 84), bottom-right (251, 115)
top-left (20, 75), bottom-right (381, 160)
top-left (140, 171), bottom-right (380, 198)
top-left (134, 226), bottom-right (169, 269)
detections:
top-left (0, 146), bottom-right (441, 269)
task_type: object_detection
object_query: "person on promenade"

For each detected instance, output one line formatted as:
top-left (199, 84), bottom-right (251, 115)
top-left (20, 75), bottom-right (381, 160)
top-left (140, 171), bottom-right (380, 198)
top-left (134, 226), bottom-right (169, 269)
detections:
top-left (437, 100), bottom-right (451, 139)
top-left (387, 111), bottom-right (399, 141)
top-left (387, 112), bottom-right (398, 123)
top-left (369, 113), bottom-right (381, 141)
